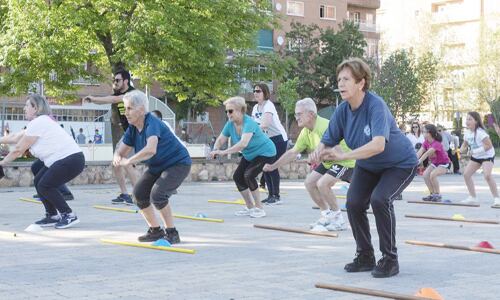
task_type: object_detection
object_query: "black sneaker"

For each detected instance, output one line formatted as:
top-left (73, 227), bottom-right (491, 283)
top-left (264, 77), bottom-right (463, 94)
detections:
top-left (371, 255), bottom-right (399, 278)
top-left (111, 193), bottom-right (131, 205)
top-left (33, 193), bottom-right (40, 199)
top-left (55, 212), bottom-right (80, 229)
top-left (344, 253), bottom-right (376, 272)
top-left (264, 196), bottom-right (282, 205)
top-left (261, 197), bottom-right (270, 204)
top-left (35, 213), bottom-right (61, 227)
top-left (62, 193), bottom-right (74, 201)
top-left (122, 194), bottom-right (134, 206)
top-left (138, 227), bottom-right (165, 242)
top-left (165, 227), bottom-right (181, 244)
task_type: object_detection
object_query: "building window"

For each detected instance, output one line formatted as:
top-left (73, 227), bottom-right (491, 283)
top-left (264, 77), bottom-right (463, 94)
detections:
top-left (320, 5), bottom-right (336, 20)
top-left (257, 29), bottom-right (274, 51)
top-left (352, 12), bottom-right (360, 23)
top-left (287, 1), bottom-right (304, 17)
top-left (366, 13), bottom-right (374, 25)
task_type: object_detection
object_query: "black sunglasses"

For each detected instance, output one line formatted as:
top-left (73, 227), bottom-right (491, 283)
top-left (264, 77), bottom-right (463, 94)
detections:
top-left (253, 90), bottom-right (262, 93)
top-left (225, 109), bottom-right (234, 114)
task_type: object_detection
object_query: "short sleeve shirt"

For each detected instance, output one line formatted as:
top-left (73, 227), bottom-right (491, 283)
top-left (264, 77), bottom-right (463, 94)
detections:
top-left (122, 113), bottom-right (191, 175)
top-left (464, 128), bottom-right (495, 159)
top-left (321, 91), bottom-right (417, 171)
top-left (293, 116), bottom-right (355, 169)
top-left (251, 100), bottom-right (288, 140)
top-left (25, 115), bottom-right (82, 167)
top-left (112, 86), bottom-right (136, 131)
top-left (423, 140), bottom-right (450, 165)
top-left (221, 115), bottom-right (276, 161)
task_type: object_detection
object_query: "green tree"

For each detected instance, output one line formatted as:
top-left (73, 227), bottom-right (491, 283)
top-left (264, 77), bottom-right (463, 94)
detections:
top-left (373, 49), bottom-right (421, 122)
top-left (284, 20), bottom-right (366, 103)
top-left (0, 0), bottom-right (273, 98)
top-left (314, 20), bottom-right (366, 102)
top-left (277, 77), bottom-right (299, 133)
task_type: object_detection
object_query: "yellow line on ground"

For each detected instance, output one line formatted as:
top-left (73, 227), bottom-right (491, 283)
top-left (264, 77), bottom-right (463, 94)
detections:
top-left (208, 199), bottom-right (246, 205)
top-left (100, 239), bottom-right (195, 254)
top-left (173, 214), bottom-right (224, 223)
top-left (93, 205), bottom-right (138, 213)
top-left (19, 197), bottom-right (42, 204)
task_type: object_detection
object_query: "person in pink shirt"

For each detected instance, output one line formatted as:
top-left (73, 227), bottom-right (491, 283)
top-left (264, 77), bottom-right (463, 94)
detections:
top-left (416, 124), bottom-right (451, 202)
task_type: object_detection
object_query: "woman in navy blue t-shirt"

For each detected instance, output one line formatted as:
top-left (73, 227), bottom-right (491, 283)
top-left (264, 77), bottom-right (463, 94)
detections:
top-left (310, 58), bottom-right (417, 278)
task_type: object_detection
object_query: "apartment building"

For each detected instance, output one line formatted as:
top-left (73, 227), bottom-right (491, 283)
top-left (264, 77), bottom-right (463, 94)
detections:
top-left (378, 0), bottom-right (500, 127)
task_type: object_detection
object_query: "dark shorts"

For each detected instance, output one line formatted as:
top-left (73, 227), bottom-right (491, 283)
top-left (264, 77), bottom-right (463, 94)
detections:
top-left (314, 163), bottom-right (353, 183)
top-left (471, 156), bottom-right (495, 164)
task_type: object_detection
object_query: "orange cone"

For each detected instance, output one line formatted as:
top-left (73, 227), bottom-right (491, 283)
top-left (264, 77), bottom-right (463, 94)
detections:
top-left (415, 288), bottom-right (444, 300)
top-left (476, 241), bottom-right (494, 249)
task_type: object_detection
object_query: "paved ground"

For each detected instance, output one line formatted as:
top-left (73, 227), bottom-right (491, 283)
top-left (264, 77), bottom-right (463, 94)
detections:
top-left (1, 170), bottom-right (500, 299)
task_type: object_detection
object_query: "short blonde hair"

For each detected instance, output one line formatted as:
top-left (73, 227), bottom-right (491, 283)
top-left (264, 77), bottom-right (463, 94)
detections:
top-left (223, 96), bottom-right (247, 113)
top-left (336, 57), bottom-right (371, 91)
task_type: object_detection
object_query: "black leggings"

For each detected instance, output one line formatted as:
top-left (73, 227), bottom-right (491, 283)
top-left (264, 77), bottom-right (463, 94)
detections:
top-left (263, 135), bottom-right (287, 197)
top-left (31, 159), bottom-right (72, 195)
top-left (34, 153), bottom-right (85, 215)
top-left (346, 164), bottom-right (417, 259)
top-left (234, 156), bottom-right (274, 192)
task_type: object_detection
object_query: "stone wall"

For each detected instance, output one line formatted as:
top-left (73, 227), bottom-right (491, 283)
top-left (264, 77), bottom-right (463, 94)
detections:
top-left (0, 159), bottom-right (311, 187)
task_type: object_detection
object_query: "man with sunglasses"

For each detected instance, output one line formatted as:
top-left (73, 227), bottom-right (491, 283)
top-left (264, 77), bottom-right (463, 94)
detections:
top-left (84, 69), bottom-right (138, 205)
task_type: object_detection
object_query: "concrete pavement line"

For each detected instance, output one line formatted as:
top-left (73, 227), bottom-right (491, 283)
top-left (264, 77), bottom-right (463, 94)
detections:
top-left (254, 224), bottom-right (338, 238)
top-left (407, 200), bottom-right (480, 207)
top-left (405, 240), bottom-right (500, 255)
top-left (100, 239), bottom-right (195, 254)
top-left (19, 197), bottom-right (42, 204)
top-left (405, 214), bottom-right (499, 224)
top-left (315, 283), bottom-right (436, 300)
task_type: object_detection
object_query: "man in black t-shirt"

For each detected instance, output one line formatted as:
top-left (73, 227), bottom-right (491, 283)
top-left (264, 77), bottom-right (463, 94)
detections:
top-left (84, 69), bottom-right (138, 205)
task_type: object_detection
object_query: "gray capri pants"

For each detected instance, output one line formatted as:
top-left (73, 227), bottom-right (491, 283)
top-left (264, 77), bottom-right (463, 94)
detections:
top-left (133, 164), bottom-right (191, 210)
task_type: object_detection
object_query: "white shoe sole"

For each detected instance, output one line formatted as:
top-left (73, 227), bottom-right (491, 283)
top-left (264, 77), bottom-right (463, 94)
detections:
top-left (55, 218), bottom-right (80, 229)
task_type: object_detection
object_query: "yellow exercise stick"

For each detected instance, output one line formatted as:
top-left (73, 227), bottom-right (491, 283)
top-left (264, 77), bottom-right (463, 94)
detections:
top-left (100, 239), bottom-right (195, 254)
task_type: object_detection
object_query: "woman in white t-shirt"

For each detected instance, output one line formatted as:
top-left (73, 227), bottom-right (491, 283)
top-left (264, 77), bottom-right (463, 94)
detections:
top-left (460, 111), bottom-right (499, 205)
top-left (251, 83), bottom-right (287, 205)
top-left (406, 121), bottom-right (425, 151)
top-left (0, 94), bottom-right (84, 228)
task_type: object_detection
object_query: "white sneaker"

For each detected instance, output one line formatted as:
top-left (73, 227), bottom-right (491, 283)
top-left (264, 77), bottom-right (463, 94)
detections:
top-left (493, 198), bottom-right (500, 206)
top-left (309, 211), bottom-right (332, 228)
top-left (310, 224), bottom-right (328, 232)
top-left (325, 212), bottom-right (347, 231)
top-left (234, 207), bottom-right (252, 216)
top-left (249, 207), bottom-right (266, 218)
top-left (461, 196), bottom-right (478, 204)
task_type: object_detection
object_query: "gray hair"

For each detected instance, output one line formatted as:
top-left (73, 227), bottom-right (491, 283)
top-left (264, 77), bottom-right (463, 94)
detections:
top-left (223, 96), bottom-right (247, 113)
top-left (295, 98), bottom-right (317, 115)
top-left (27, 94), bottom-right (52, 116)
top-left (123, 90), bottom-right (149, 112)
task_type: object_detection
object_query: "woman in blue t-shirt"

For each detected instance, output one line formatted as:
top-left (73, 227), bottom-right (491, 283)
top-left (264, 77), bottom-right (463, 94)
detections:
top-left (210, 96), bottom-right (276, 218)
top-left (310, 58), bottom-right (418, 278)
top-left (114, 90), bottom-right (192, 244)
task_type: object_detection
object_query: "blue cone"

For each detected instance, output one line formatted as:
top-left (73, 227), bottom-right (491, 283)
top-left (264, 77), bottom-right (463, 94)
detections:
top-left (152, 238), bottom-right (171, 247)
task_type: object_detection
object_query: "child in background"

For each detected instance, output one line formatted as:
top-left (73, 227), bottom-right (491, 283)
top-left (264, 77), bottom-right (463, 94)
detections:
top-left (417, 124), bottom-right (450, 202)
top-left (461, 112), bottom-right (499, 205)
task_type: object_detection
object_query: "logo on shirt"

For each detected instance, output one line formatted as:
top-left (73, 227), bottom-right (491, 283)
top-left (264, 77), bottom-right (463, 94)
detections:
top-left (364, 125), bottom-right (371, 137)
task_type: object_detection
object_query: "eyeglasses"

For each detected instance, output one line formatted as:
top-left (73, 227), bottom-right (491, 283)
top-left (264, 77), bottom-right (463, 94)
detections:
top-left (253, 90), bottom-right (262, 93)
top-left (225, 109), bottom-right (234, 114)
top-left (113, 78), bottom-right (123, 83)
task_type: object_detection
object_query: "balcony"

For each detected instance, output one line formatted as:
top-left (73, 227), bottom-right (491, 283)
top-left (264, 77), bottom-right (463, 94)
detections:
top-left (349, 20), bottom-right (378, 33)
top-left (347, 0), bottom-right (380, 9)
